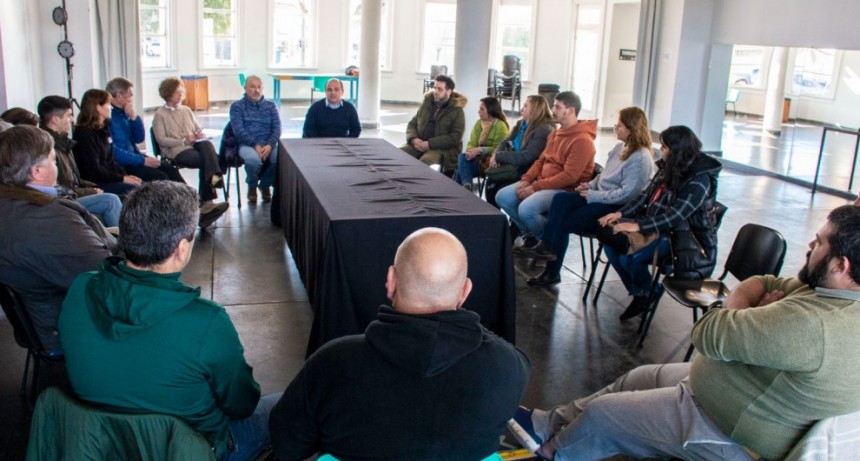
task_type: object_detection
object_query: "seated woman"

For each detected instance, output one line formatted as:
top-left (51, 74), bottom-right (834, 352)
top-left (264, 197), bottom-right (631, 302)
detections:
top-left (72, 89), bottom-right (141, 199)
top-left (525, 107), bottom-right (656, 287)
top-left (484, 95), bottom-right (554, 207)
top-left (151, 77), bottom-right (228, 222)
top-left (594, 125), bottom-right (721, 321)
top-left (453, 97), bottom-right (509, 191)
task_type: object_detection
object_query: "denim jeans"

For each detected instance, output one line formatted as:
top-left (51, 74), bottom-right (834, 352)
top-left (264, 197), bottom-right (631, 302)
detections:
top-left (77, 193), bottom-right (123, 227)
top-left (238, 145), bottom-right (277, 189)
top-left (540, 192), bottom-right (621, 278)
top-left (496, 183), bottom-right (563, 237)
top-left (454, 153), bottom-right (480, 186)
top-left (603, 237), bottom-right (670, 296)
top-left (532, 363), bottom-right (753, 461)
top-left (222, 392), bottom-right (282, 461)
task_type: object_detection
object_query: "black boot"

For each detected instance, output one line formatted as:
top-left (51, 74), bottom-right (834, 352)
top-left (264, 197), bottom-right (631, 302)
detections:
top-left (619, 295), bottom-right (649, 321)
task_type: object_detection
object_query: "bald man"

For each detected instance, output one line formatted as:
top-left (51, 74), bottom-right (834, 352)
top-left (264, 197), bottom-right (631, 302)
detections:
top-left (269, 228), bottom-right (531, 461)
top-left (230, 75), bottom-right (282, 203)
top-left (302, 78), bottom-right (361, 138)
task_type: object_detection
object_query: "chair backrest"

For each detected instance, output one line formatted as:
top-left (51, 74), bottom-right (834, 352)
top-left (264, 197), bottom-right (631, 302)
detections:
top-left (149, 127), bottom-right (162, 158)
top-left (0, 282), bottom-right (45, 354)
top-left (592, 162), bottom-right (604, 179)
top-left (724, 223), bottom-right (787, 281)
top-left (239, 73), bottom-right (247, 87)
top-left (27, 387), bottom-right (216, 461)
top-left (502, 55), bottom-right (521, 76)
top-left (429, 64), bottom-right (448, 78)
top-left (726, 88), bottom-right (740, 103)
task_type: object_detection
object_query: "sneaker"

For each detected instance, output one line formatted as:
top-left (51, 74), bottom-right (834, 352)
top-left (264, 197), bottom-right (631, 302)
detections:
top-left (513, 236), bottom-right (539, 255)
top-left (464, 183), bottom-right (472, 192)
top-left (260, 187), bottom-right (272, 203)
top-left (200, 200), bottom-right (217, 214)
top-left (199, 202), bottom-right (229, 229)
top-left (619, 295), bottom-right (649, 321)
top-left (523, 240), bottom-right (558, 261)
top-left (247, 188), bottom-right (258, 203)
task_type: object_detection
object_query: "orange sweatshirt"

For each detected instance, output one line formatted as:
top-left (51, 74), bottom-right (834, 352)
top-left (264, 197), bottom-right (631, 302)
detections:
top-left (521, 119), bottom-right (597, 192)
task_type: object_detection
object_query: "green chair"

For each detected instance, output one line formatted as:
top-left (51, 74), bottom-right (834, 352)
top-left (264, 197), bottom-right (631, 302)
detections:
top-left (239, 73), bottom-right (247, 87)
top-left (26, 387), bottom-right (216, 461)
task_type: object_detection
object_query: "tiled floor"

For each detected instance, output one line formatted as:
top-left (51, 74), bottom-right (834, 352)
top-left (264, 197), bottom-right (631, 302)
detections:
top-left (0, 102), bottom-right (852, 460)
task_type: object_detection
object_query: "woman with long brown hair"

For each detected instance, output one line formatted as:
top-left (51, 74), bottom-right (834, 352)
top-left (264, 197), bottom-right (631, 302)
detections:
top-left (483, 94), bottom-right (555, 205)
top-left (453, 96), bottom-right (509, 191)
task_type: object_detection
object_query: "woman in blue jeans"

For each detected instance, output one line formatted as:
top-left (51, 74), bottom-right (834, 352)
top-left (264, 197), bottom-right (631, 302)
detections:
top-left (524, 107), bottom-right (656, 288)
top-left (593, 125), bottom-right (721, 321)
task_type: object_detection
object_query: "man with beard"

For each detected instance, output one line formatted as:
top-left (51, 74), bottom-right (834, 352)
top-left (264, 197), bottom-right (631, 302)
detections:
top-left (401, 75), bottom-right (466, 173)
top-left (513, 204), bottom-right (860, 461)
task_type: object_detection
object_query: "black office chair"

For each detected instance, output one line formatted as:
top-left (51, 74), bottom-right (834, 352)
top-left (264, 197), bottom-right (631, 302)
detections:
top-left (423, 64), bottom-right (448, 94)
top-left (663, 223), bottom-right (787, 361)
top-left (0, 283), bottom-right (64, 407)
top-left (495, 55), bottom-right (522, 112)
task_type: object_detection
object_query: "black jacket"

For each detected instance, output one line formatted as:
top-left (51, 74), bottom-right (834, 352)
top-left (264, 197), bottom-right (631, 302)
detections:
top-left (73, 122), bottom-right (127, 184)
top-left (270, 306), bottom-right (531, 461)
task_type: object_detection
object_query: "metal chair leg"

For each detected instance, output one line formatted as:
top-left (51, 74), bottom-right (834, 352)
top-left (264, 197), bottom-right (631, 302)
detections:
top-left (20, 349), bottom-right (32, 398)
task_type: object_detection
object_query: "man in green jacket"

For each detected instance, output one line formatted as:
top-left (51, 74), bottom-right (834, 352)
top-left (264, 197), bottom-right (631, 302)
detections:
top-left (401, 75), bottom-right (467, 173)
top-left (515, 205), bottom-right (860, 461)
top-left (59, 181), bottom-right (278, 461)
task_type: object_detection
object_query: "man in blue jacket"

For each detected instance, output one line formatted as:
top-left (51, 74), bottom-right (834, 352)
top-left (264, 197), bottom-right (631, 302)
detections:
top-left (229, 75), bottom-right (281, 203)
top-left (106, 77), bottom-right (185, 184)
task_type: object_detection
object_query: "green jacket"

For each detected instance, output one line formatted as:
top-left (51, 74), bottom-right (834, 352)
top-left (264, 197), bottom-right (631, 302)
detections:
top-left (58, 257), bottom-right (261, 458)
top-left (406, 91), bottom-right (467, 171)
top-left (466, 118), bottom-right (510, 156)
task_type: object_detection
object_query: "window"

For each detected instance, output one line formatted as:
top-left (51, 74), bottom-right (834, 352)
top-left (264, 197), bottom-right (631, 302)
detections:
top-left (571, 4), bottom-right (602, 115)
top-left (271, 0), bottom-right (315, 68)
top-left (419, 1), bottom-right (457, 73)
top-left (493, 1), bottom-right (533, 81)
top-left (729, 45), bottom-right (769, 88)
top-left (347, 0), bottom-right (392, 70)
top-left (791, 48), bottom-right (839, 98)
top-left (201, 0), bottom-right (237, 67)
top-left (139, 0), bottom-right (170, 69)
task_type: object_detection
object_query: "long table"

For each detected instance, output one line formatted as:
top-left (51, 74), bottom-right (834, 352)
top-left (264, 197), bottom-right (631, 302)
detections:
top-left (278, 138), bottom-right (515, 356)
top-left (270, 73), bottom-right (359, 106)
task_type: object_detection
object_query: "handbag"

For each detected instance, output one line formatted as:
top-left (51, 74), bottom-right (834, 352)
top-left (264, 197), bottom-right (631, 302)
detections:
top-left (484, 164), bottom-right (519, 183)
top-left (594, 221), bottom-right (658, 255)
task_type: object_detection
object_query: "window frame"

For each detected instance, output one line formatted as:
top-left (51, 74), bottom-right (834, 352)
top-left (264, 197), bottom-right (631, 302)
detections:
top-left (268, 0), bottom-right (318, 70)
top-left (345, 0), bottom-right (394, 72)
top-left (490, 0), bottom-right (536, 82)
top-left (199, 0), bottom-right (240, 69)
top-left (417, 0), bottom-right (458, 74)
top-left (787, 47), bottom-right (842, 100)
top-left (729, 45), bottom-right (772, 90)
top-left (139, 0), bottom-right (175, 71)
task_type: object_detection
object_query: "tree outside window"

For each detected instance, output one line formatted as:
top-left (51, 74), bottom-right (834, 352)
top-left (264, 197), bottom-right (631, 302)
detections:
top-left (272, 0), bottom-right (314, 68)
top-left (493, 2), bottom-right (532, 81)
top-left (202, 0), bottom-right (237, 67)
top-left (348, 0), bottom-right (392, 70)
top-left (420, 2), bottom-right (457, 74)
top-left (139, 0), bottom-right (170, 69)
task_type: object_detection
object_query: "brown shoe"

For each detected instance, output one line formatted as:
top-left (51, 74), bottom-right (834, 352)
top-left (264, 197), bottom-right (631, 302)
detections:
top-left (260, 187), bottom-right (272, 203)
top-left (247, 188), bottom-right (258, 203)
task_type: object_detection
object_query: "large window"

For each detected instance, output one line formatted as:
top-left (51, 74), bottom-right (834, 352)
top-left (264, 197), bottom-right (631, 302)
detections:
top-left (139, 0), bottom-right (170, 69)
top-left (791, 48), bottom-right (839, 98)
top-left (271, 0), bottom-right (315, 68)
top-left (347, 0), bottom-right (392, 70)
top-left (493, 1), bottom-right (533, 80)
top-left (729, 45), bottom-right (768, 88)
top-left (201, 0), bottom-right (237, 67)
top-left (571, 4), bottom-right (602, 115)
top-left (419, 1), bottom-right (457, 73)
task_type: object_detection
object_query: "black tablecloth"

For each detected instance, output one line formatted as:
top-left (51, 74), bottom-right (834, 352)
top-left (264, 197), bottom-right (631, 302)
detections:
top-left (278, 138), bottom-right (515, 356)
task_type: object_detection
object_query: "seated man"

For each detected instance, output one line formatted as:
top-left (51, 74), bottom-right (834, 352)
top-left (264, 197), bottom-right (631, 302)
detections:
top-left (269, 227), bottom-right (531, 461)
top-left (38, 95), bottom-right (123, 227)
top-left (229, 75), bottom-right (281, 203)
top-left (302, 78), bottom-right (361, 138)
top-left (106, 77), bottom-right (185, 184)
top-left (59, 181), bottom-right (278, 461)
top-left (518, 204), bottom-right (860, 461)
top-left (401, 75), bottom-right (466, 173)
top-left (0, 125), bottom-right (115, 353)
top-left (496, 91), bottom-right (596, 248)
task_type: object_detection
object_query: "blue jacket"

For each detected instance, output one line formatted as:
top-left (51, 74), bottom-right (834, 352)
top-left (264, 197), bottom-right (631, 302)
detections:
top-left (229, 95), bottom-right (281, 150)
top-left (109, 105), bottom-right (146, 167)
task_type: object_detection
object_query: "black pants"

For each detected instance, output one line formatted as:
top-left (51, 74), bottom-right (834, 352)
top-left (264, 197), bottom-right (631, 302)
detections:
top-left (174, 141), bottom-right (223, 202)
top-left (124, 163), bottom-right (185, 184)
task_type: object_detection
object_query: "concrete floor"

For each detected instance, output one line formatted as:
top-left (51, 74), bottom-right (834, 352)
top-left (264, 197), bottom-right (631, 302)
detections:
top-left (0, 101), bottom-right (853, 460)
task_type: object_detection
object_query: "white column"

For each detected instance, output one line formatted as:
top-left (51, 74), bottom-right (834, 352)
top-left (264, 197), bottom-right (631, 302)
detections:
top-left (453, 0), bottom-right (493, 137)
top-left (358, 0), bottom-right (382, 129)
top-left (762, 47), bottom-right (790, 135)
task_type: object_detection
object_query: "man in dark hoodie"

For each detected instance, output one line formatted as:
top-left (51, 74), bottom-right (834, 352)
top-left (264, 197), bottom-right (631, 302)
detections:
top-left (401, 75), bottom-right (467, 173)
top-left (59, 181), bottom-right (278, 461)
top-left (269, 227), bottom-right (531, 461)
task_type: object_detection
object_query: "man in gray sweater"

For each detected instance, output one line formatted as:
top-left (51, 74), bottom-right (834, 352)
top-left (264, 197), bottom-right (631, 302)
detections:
top-left (517, 204), bottom-right (860, 461)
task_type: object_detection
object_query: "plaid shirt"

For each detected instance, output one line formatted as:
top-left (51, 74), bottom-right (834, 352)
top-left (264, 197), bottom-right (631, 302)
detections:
top-left (620, 163), bottom-right (714, 235)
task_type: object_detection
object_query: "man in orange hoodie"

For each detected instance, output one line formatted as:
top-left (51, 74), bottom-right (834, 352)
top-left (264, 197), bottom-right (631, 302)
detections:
top-left (497, 91), bottom-right (596, 248)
